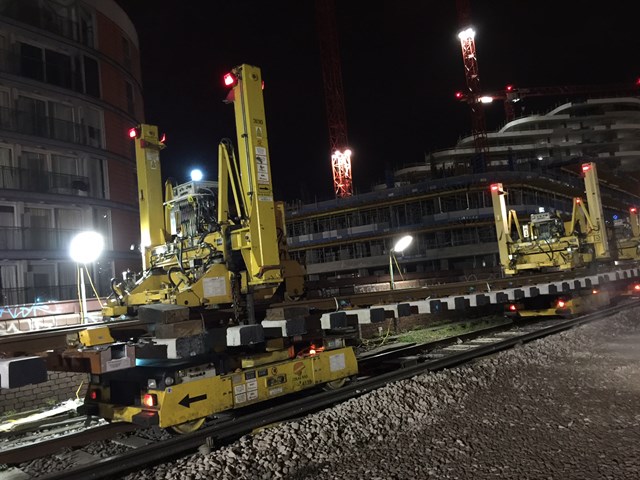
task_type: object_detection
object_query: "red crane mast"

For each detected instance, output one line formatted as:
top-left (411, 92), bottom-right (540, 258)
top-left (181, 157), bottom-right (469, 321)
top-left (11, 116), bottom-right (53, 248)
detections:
top-left (315, 0), bottom-right (353, 198)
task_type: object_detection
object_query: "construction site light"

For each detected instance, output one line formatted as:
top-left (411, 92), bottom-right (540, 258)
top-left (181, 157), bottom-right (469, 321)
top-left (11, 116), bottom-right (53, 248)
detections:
top-left (458, 27), bottom-right (475, 41)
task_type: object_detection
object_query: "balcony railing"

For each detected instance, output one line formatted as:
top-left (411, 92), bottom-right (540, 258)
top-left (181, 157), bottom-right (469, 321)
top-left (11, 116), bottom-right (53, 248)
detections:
top-left (0, 226), bottom-right (85, 251)
top-left (0, 165), bottom-right (92, 198)
top-left (0, 1), bottom-right (93, 48)
top-left (0, 105), bottom-right (102, 148)
top-left (0, 283), bottom-right (93, 306)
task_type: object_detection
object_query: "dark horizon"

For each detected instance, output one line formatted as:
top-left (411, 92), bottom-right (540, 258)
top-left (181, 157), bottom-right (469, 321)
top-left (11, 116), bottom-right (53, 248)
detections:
top-left (114, 1), bottom-right (637, 203)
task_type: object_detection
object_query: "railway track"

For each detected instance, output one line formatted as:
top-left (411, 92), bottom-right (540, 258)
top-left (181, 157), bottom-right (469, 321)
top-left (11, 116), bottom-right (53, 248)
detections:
top-left (4, 298), bottom-right (635, 479)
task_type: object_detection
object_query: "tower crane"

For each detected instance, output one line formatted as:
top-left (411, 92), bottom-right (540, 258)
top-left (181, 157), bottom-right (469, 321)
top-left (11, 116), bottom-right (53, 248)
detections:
top-left (455, 0), bottom-right (489, 173)
top-left (456, 80), bottom-right (640, 123)
top-left (315, 0), bottom-right (353, 198)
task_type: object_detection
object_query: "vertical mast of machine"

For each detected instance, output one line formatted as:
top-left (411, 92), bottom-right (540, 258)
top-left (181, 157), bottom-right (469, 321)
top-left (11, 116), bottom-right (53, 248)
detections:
top-left (130, 124), bottom-right (167, 270)
top-left (223, 64), bottom-right (282, 287)
top-left (581, 162), bottom-right (610, 260)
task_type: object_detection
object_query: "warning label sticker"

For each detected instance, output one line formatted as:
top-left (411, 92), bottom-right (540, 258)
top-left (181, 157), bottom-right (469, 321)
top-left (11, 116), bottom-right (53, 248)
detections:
top-left (329, 353), bottom-right (346, 372)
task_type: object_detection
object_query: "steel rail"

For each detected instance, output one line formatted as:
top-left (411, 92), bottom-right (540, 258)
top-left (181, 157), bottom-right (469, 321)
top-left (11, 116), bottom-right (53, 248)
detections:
top-left (36, 299), bottom-right (637, 480)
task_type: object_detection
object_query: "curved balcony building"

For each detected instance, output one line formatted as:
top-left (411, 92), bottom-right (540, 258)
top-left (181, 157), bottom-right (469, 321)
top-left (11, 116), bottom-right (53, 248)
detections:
top-left (0, 0), bottom-right (142, 305)
top-left (286, 97), bottom-right (640, 282)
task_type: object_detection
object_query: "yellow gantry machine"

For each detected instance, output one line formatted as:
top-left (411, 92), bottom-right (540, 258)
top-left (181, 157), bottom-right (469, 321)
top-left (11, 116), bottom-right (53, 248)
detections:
top-left (104, 64), bottom-right (286, 319)
top-left (71, 64), bottom-right (357, 432)
top-left (490, 162), bottom-right (615, 275)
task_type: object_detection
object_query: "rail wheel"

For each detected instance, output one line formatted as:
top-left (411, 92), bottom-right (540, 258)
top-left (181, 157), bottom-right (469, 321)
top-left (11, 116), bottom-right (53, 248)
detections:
top-left (322, 377), bottom-right (348, 391)
top-left (168, 417), bottom-right (206, 434)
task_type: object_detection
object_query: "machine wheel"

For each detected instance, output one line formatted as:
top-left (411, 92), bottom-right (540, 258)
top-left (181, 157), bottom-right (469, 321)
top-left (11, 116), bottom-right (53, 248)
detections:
top-left (322, 377), bottom-right (348, 391)
top-left (168, 417), bottom-right (206, 435)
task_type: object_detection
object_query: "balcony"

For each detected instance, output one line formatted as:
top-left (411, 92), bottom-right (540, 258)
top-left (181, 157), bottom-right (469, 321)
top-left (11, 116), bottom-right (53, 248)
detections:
top-left (0, 165), bottom-right (93, 198)
top-left (0, 1), bottom-right (93, 48)
top-left (0, 283), bottom-right (90, 306)
top-left (0, 106), bottom-right (102, 148)
top-left (0, 226), bottom-right (85, 251)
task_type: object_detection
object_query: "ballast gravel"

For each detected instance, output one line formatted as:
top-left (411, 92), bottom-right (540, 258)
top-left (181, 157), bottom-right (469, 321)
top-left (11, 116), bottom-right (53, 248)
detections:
top-left (116, 309), bottom-right (639, 479)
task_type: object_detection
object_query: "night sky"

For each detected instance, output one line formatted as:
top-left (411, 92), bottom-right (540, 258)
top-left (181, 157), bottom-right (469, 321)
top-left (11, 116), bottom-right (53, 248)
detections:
top-left (114, 1), bottom-right (637, 203)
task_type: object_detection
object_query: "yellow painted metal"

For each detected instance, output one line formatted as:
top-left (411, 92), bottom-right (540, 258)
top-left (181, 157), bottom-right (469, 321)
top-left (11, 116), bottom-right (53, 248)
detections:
top-left (490, 183), bottom-right (513, 272)
top-left (103, 347), bottom-right (357, 429)
top-left (227, 64), bottom-right (282, 288)
top-left (78, 327), bottom-right (114, 346)
top-left (582, 162), bottom-right (610, 260)
top-left (133, 124), bottom-right (167, 270)
top-left (241, 349), bottom-right (291, 369)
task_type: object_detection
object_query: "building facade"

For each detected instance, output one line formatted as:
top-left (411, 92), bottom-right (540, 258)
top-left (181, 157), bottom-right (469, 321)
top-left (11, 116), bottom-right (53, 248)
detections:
top-left (0, 0), bottom-right (142, 305)
top-left (286, 97), bottom-right (640, 282)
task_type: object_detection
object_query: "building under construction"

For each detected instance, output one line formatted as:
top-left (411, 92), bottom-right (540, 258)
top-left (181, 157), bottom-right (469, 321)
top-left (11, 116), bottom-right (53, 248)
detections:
top-left (285, 96), bottom-right (640, 283)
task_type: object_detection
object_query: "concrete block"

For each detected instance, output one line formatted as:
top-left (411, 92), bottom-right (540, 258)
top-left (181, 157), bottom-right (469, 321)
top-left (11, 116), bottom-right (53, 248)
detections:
top-left (138, 304), bottom-right (189, 324)
top-left (320, 311), bottom-right (348, 329)
top-left (514, 289), bottom-right (525, 299)
top-left (397, 303), bottom-right (412, 317)
top-left (454, 297), bottom-right (469, 310)
top-left (227, 325), bottom-right (264, 346)
top-left (369, 308), bottom-right (386, 323)
top-left (0, 356), bottom-right (48, 389)
top-left (261, 318), bottom-right (307, 337)
top-left (154, 334), bottom-right (208, 358)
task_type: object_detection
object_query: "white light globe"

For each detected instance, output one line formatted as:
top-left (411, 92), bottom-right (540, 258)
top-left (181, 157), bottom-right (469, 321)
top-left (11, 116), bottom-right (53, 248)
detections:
top-left (393, 235), bottom-right (413, 253)
top-left (190, 169), bottom-right (203, 181)
top-left (70, 231), bottom-right (104, 264)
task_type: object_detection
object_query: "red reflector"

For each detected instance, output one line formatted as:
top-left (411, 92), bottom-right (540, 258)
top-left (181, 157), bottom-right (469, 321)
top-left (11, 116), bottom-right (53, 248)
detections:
top-left (143, 394), bottom-right (157, 407)
top-left (557, 300), bottom-right (566, 308)
top-left (89, 390), bottom-right (98, 401)
top-left (509, 304), bottom-right (517, 311)
top-left (223, 73), bottom-right (236, 86)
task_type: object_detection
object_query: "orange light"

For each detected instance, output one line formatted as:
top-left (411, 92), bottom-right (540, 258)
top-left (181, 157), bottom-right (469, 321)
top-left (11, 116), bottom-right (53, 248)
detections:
top-left (582, 164), bottom-right (591, 172)
top-left (509, 304), bottom-right (517, 311)
top-left (128, 127), bottom-right (139, 139)
top-left (592, 289), bottom-right (598, 294)
top-left (223, 72), bottom-right (236, 86)
top-left (557, 300), bottom-right (566, 308)
top-left (143, 394), bottom-right (157, 407)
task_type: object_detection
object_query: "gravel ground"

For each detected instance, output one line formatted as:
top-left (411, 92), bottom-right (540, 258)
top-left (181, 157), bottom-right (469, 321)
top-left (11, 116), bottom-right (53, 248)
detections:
top-left (119, 309), bottom-right (640, 479)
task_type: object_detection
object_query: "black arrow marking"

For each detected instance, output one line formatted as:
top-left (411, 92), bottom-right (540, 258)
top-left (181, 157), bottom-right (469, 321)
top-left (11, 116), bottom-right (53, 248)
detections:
top-left (178, 393), bottom-right (207, 408)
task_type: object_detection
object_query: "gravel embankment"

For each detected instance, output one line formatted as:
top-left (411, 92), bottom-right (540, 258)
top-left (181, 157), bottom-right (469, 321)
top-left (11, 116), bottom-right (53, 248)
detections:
top-left (121, 309), bottom-right (640, 480)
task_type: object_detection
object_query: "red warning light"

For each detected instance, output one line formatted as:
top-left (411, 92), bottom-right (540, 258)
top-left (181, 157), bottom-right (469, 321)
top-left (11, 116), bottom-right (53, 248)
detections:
top-left (223, 72), bottom-right (236, 86)
top-left (455, 91), bottom-right (464, 99)
top-left (89, 390), bottom-right (99, 401)
top-left (128, 127), bottom-right (139, 139)
top-left (506, 84), bottom-right (514, 92)
top-left (634, 284), bottom-right (640, 291)
top-left (576, 198), bottom-right (582, 205)
top-left (490, 184), bottom-right (500, 192)
top-left (143, 394), bottom-right (157, 407)
top-left (582, 164), bottom-right (591, 172)
top-left (631, 207), bottom-right (637, 214)
top-left (160, 133), bottom-right (166, 144)
top-left (557, 300), bottom-right (566, 308)
top-left (508, 304), bottom-right (517, 311)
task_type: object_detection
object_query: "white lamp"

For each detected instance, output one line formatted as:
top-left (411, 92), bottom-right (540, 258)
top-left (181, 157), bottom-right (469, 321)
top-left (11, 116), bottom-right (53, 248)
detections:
top-left (69, 231), bottom-right (104, 323)
top-left (390, 235), bottom-right (413, 290)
